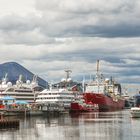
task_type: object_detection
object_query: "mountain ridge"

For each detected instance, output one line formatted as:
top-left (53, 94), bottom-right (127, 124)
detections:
top-left (0, 62), bottom-right (47, 87)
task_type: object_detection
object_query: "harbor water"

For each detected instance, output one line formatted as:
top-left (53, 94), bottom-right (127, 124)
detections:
top-left (0, 110), bottom-right (140, 140)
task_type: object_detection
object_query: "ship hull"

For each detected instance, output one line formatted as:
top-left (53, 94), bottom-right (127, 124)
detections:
top-left (70, 102), bottom-right (97, 112)
top-left (84, 93), bottom-right (125, 111)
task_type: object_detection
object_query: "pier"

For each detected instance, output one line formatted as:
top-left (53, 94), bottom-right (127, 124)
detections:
top-left (0, 113), bottom-right (19, 129)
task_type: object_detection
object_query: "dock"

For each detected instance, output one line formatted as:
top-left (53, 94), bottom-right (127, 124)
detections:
top-left (0, 113), bottom-right (20, 129)
top-left (0, 119), bottom-right (19, 129)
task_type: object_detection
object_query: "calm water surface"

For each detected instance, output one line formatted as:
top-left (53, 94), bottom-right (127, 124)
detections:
top-left (0, 110), bottom-right (140, 140)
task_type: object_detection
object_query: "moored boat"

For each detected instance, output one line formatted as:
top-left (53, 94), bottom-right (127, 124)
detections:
top-left (36, 70), bottom-right (82, 110)
top-left (130, 93), bottom-right (140, 118)
top-left (131, 107), bottom-right (140, 118)
top-left (1, 75), bottom-right (44, 103)
top-left (83, 60), bottom-right (125, 111)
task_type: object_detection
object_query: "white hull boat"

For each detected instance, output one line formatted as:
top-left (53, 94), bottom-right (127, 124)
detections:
top-left (131, 107), bottom-right (140, 118)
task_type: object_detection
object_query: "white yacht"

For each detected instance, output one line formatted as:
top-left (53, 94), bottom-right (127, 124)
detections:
top-left (1, 75), bottom-right (44, 103)
top-left (36, 70), bottom-right (82, 109)
top-left (36, 87), bottom-right (76, 109)
top-left (131, 107), bottom-right (140, 118)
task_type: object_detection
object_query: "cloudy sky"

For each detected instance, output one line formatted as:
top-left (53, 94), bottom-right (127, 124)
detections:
top-left (0, 0), bottom-right (140, 86)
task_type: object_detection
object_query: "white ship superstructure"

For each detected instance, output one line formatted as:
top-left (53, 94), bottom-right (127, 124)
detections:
top-left (36, 88), bottom-right (76, 108)
top-left (1, 75), bottom-right (44, 103)
top-left (36, 70), bottom-right (81, 109)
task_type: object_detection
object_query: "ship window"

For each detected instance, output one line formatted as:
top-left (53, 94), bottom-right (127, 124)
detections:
top-left (86, 85), bottom-right (104, 93)
top-left (14, 90), bottom-right (32, 93)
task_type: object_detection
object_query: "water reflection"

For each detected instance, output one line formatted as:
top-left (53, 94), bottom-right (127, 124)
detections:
top-left (0, 110), bottom-right (140, 140)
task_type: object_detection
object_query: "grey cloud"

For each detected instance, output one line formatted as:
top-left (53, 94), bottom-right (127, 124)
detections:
top-left (33, 0), bottom-right (140, 38)
top-left (76, 24), bottom-right (140, 38)
top-left (0, 14), bottom-right (39, 32)
top-left (0, 15), bottom-right (56, 45)
top-left (35, 0), bottom-right (136, 14)
top-left (0, 0), bottom-right (139, 46)
top-left (1, 38), bottom-right (139, 84)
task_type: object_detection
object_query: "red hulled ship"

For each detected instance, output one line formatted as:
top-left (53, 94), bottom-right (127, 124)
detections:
top-left (70, 102), bottom-right (98, 112)
top-left (70, 93), bottom-right (98, 112)
top-left (83, 60), bottom-right (125, 111)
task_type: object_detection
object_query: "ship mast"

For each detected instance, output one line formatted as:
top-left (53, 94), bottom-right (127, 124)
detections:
top-left (96, 60), bottom-right (99, 74)
top-left (64, 70), bottom-right (72, 88)
top-left (96, 60), bottom-right (100, 93)
top-left (96, 60), bottom-right (100, 80)
top-left (65, 70), bottom-right (72, 81)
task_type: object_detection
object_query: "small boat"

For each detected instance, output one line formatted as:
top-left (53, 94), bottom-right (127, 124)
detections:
top-left (42, 103), bottom-right (65, 114)
top-left (131, 107), bottom-right (140, 118)
top-left (122, 89), bottom-right (134, 109)
top-left (70, 94), bottom-right (98, 112)
top-left (130, 93), bottom-right (140, 118)
top-left (70, 102), bottom-right (98, 112)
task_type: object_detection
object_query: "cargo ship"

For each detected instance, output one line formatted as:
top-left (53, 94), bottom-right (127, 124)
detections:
top-left (83, 60), bottom-right (125, 111)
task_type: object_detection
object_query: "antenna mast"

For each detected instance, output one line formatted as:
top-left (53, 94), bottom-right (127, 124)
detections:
top-left (96, 60), bottom-right (99, 74)
top-left (65, 70), bottom-right (72, 81)
top-left (96, 60), bottom-right (100, 93)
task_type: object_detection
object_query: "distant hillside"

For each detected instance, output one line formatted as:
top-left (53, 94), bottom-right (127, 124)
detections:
top-left (0, 62), bottom-right (47, 87)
